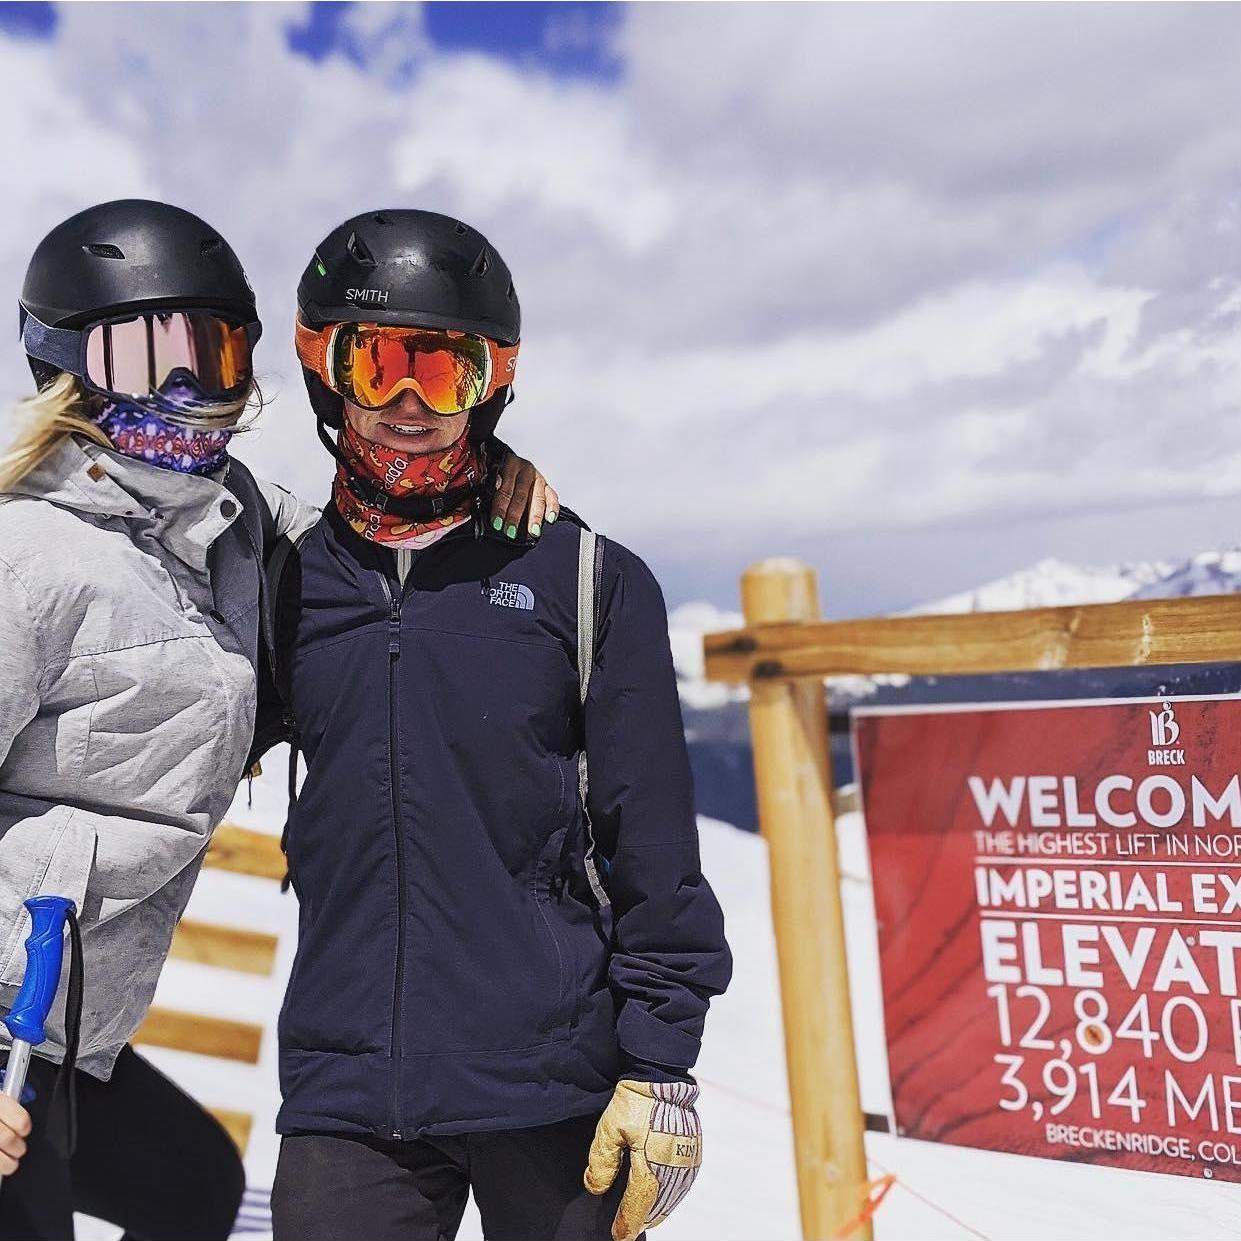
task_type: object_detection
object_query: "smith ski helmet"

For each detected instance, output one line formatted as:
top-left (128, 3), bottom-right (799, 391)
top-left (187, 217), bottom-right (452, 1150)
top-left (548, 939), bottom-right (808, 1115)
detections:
top-left (296, 209), bottom-right (520, 447)
top-left (20, 199), bottom-right (259, 393)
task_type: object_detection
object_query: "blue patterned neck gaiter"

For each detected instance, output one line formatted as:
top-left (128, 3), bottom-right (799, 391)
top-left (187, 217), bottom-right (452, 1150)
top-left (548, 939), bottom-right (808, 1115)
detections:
top-left (94, 377), bottom-right (235, 475)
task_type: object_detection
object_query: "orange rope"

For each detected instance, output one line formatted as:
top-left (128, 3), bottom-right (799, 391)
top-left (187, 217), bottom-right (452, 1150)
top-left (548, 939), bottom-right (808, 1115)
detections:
top-left (866, 1153), bottom-right (994, 1241)
top-left (831, 1173), bottom-right (896, 1239)
top-left (691, 1074), bottom-right (992, 1240)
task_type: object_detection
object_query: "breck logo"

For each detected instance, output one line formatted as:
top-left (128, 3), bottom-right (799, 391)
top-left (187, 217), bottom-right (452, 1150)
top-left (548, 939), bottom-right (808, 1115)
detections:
top-left (489, 582), bottom-right (535, 611)
top-left (346, 288), bottom-right (390, 305)
top-left (1148, 699), bottom-right (1185, 767)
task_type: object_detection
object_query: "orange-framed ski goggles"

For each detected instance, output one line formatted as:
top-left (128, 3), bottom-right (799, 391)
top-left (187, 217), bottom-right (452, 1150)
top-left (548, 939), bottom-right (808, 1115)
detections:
top-left (295, 317), bottom-right (520, 414)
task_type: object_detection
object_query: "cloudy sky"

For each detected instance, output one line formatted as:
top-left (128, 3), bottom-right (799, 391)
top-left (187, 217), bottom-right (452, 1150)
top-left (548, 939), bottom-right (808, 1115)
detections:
top-left (3, 2), bottom-right (1241, 616)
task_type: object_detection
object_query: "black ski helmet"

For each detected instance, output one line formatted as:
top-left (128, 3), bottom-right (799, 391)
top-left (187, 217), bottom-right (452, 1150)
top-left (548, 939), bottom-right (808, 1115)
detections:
top-left (19, 199), bottom-right (258, 390)
top-left (296, 209), bottom-right (520, 444)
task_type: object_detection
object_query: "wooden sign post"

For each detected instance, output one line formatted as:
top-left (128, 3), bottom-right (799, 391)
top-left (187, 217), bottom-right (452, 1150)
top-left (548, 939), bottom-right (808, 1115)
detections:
top-left (739, 560), bottom-right (868, 1241)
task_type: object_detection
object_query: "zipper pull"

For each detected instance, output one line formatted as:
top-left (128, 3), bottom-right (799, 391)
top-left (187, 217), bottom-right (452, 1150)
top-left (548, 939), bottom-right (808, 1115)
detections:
top-left (388, 599), bottom-right (401, 656)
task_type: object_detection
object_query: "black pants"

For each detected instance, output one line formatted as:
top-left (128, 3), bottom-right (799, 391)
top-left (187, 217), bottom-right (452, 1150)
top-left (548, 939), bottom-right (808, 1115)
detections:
top-left (271, 1111), bottom-right (646, 1241)
top-left (0, 1044), bottom-right (244, 1241)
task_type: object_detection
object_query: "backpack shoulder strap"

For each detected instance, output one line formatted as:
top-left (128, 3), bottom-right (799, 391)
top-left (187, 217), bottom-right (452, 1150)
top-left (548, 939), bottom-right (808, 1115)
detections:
top-left (223, 457), bottom-right (278, 654)
top-left (576, 525), bottom-right (610, 908)
top-left (577, 527), bottom-right (600, 704)
top-left (266, 526), bottom-right (313, 709)
top-left (266, 524), bottom-right (313, 893)
top-left (223, 457), bottom-right (276, 560)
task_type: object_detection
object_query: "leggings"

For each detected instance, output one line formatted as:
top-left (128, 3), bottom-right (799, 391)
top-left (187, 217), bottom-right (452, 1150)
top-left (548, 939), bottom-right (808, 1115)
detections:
top-left (0, 1043), bottom-right (244, 1241)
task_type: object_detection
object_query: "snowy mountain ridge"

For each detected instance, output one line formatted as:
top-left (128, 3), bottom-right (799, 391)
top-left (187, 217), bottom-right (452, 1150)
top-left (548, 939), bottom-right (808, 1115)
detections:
top-left (904, 554), bottom-right (1177, 615)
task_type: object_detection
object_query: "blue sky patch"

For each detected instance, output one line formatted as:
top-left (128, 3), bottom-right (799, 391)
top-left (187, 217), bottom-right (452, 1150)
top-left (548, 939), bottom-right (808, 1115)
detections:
top-left (285, 1), bottom-right (354, 65)
top-left (285, 0), bottom-right (622, 81)
top-left (0, 1), bottom-right (57, 40)
top-left (425, 2), bottom-right (622, 80)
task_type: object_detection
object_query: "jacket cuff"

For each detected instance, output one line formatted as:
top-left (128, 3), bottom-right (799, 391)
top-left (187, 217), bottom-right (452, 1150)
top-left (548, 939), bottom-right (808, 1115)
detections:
top-left (617, 1055), bottom-right (697, 1086)
top-left (615, 1003), bottom-right (701, 1078)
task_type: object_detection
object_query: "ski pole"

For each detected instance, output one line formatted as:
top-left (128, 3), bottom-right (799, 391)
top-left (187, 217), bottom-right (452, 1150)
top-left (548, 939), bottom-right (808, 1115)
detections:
top-left (0, 896), bottom-right (75, 1187)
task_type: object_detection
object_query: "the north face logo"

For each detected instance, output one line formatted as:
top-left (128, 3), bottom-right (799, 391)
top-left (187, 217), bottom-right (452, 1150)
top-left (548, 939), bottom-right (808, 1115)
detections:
top-left (489, 582), bottom-right (535, 610)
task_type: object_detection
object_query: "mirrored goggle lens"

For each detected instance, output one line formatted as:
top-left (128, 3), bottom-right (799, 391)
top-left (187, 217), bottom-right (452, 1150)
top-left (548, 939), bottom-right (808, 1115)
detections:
top-left (85, 312), bottom-right (252, 399)
top-left (334, 326), bottom-right (489, 413)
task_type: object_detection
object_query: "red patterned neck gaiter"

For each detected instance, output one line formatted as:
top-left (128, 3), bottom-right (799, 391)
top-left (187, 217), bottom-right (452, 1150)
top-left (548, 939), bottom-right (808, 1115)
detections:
top-left (333, 420), bottom-right (482, 544)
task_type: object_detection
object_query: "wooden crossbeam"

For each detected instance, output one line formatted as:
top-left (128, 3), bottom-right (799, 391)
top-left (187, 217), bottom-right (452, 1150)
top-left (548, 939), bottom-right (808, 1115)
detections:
top-left (207, 1107), bottom-right (253, 1155)
top-left (169, 920), bottom-right (278, 976)
top-left (704, 591), bottom-right (1241, 682)
top-left (204, 822), bottom-right (286, 881)
top-left (134, 1007), bottom-right (263, 1064)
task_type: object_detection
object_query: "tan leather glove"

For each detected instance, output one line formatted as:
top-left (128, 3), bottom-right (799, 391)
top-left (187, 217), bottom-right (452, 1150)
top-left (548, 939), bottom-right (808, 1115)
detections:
top-left (583, 1079), bottom-right (702, 1241)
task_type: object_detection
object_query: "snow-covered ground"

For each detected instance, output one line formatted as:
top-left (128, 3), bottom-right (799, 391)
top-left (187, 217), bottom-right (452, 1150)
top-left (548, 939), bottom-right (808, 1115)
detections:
top-left (77, 751), bottom-right (1241, 1240)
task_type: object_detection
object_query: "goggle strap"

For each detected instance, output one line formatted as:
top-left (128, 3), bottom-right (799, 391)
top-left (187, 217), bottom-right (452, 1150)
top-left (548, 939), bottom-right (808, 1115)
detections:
top-left (295, 319), bottom-right (331, 384)
top-left (487, 343), bottom-right (520, 400)
top-left (20, 313), bottom-right (82, 375)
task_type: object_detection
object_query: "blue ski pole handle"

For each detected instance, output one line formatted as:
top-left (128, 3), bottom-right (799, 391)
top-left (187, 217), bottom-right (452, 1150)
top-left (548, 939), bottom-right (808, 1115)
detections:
top-left (3, 896), bottom-right (75, 1049)
top-left (0, 897), bottom-right (72, 1188)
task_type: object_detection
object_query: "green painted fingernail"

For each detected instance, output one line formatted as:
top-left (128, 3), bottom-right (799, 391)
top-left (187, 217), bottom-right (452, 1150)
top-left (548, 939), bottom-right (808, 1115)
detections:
top-left (505, 523), bottom-right (517, 539)
top-left (492, 515), bottom-right (503, 531)
top-left (530, 522), bottom-right (542, 538)
top-left (547, 510), bottom-right (558, 523)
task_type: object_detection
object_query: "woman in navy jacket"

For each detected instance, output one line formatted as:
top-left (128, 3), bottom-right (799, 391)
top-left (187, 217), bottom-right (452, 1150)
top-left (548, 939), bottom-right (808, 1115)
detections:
top-left (268, 211), bottom-right (733, 1241)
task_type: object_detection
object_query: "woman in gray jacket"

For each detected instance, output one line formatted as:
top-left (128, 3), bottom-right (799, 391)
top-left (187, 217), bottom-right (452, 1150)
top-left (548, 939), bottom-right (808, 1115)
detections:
top-left (0, 200), bottom-right (554, 1240)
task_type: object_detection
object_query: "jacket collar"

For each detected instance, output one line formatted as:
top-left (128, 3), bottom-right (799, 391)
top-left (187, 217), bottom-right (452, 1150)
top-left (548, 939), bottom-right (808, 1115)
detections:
top-left (324, 491), bottom-right (540, 569)
top-left (9, 434), bottom-right (242, 572)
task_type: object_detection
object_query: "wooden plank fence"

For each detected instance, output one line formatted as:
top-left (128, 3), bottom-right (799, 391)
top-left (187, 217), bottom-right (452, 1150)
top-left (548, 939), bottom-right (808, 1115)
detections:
top-left (131, 823), bottom-right (287, 1154)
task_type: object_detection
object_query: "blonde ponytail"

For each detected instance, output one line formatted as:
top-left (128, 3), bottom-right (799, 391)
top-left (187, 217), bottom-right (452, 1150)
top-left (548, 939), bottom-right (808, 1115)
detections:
top-left (0, 374), bottom-right (109, 492)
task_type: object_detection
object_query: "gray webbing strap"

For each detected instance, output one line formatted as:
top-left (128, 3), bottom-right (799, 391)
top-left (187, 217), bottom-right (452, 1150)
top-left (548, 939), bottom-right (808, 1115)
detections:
top-left (577, 529), bottom-right (597, 706)
top-left (577, 528), bottom-right (610, 908)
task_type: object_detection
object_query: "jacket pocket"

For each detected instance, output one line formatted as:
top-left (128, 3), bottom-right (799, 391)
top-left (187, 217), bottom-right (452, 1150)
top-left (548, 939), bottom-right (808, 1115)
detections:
top-left (533, 882), bottom-right (571, 1037)
top-left (405, 874), bottom-right (574, 1055)
top-left (533, 803), bottom-right (612, 1037)
top-left (0, 803), bottom-right (97, 986)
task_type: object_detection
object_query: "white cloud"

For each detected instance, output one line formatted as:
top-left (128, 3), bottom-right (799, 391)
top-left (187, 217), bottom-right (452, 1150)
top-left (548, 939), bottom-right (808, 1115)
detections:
top-left (389, 58), bottom-right (675, 252)
top-left (2, 4), bottom-right (1241, 611)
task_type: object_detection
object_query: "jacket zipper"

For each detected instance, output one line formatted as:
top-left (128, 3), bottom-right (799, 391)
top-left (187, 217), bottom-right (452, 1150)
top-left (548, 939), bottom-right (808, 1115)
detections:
top-left (377, 566), bottom-right (407, 1140)
top-left (369, 537), bottom-right (484, 1137)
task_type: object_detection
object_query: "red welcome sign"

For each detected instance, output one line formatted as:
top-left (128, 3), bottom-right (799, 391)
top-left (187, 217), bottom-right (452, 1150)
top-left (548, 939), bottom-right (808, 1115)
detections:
top-left (854, 694), bottom-right (1241, 1182)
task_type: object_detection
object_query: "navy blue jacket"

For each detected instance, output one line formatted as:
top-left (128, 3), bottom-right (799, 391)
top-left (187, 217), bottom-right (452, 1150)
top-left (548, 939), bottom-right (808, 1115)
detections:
top-left (271, 502), bottom-right (732, 1139)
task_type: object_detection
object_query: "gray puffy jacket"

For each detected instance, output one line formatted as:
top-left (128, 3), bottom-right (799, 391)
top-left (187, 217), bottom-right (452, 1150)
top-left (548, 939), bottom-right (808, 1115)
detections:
top-left (0, 433), bottom-right (316, 1077)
